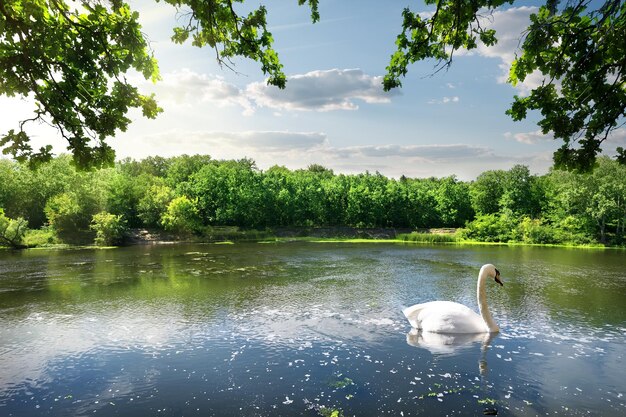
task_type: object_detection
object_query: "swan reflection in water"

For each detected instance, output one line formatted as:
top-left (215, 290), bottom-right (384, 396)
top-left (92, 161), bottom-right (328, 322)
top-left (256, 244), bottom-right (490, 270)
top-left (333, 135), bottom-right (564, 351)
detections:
top-left (406, 328), bottom-right (497, 375)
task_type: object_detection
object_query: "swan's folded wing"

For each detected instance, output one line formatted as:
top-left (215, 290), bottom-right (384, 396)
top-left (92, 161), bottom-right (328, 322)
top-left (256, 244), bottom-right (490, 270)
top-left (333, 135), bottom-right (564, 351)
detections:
top-left (404, 301), bottom-right (487, 333)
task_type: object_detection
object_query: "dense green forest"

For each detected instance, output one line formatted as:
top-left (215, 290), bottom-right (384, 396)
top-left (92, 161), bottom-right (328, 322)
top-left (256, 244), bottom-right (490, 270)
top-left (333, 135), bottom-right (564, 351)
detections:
top-left (1, 155), bottom-right (625, 248)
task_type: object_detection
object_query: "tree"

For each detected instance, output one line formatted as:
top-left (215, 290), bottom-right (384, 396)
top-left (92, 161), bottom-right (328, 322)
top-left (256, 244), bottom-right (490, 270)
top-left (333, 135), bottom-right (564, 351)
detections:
top-left (0, 0), bottom-right (161, 169)
top-left (137, 183), bottom-right (174, 227)
top-left (160, 195), bottom-right (202, 234)
top-left (432, 176), bottom-right (474, 227)
top-left (470, 170), bottom-right (506, 216)
top-left (0, 208), bottom-right (28, 248)
top-left (0, 0), bottom-right (317, 169)
top-left (499, 165), bottom-right (539, 217)
top-left (384, 0), bottom-right (626, 171)
top-left (44, 171), bottom-right (108, 242)
top-left (2, 1), bottom-right (623, 171)
top-left (91, 211), bottom-right (128, 246)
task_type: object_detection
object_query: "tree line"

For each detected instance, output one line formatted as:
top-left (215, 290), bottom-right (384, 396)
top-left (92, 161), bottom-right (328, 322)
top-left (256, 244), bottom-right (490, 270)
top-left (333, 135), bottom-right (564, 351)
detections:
top-left (0, 155), bottom-right (625, 247)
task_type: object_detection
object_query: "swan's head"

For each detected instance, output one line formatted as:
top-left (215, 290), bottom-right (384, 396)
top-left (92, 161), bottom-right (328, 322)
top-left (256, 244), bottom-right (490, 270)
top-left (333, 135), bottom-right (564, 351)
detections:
top-left (482, 264), bottom-right (504, 286)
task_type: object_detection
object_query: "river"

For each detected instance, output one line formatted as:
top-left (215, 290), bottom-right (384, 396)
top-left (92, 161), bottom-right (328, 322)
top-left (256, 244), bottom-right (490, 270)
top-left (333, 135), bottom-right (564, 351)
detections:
top-left (0, 242), bottom-right (624, 416)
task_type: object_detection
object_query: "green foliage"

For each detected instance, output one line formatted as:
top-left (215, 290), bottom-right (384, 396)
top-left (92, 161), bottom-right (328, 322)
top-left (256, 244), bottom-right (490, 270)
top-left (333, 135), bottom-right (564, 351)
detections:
top-left (189, 159), bottom-right (267, 228)
top-left (44, 177), bottom-right (107, 243)
top-left (499, 165), bottom-right (542, 217)
top-left (0, 0), bottom-right (162, 169)
top-left (398, 232), bottom-right (459, 243)
top-left (384, 0), bottom-right (625, 170)
top-left (22, 226), bottom-right (57, 247)
top-left (138, 183), bottom-right (174, 227)
top-left (470, 170), bottom-right (506, 215)
top-left (507, 1), bottom-right (626, 171)
top-left (1, 154), bottom-right (625, 246)
top-left (0, 1), bottom-right (320, 168)
top-left (91, 212), bottom-right (128, 246)
top-left (432, 176), bottom-right (474, 227)
top-left (516, 217), bottom-right (558, 244)
top-left (318, 407), bottom-right (344, 417)
top-left (384, 0), bottom-right (511, 90)
top-left (461, 213), bottom-right (518, 242)
top-left (44, 193), bottom-right (85, 242)
top-left (0, 208), bottom-right (28, 248)
top-left (165, 154), bottom-right (212, 192)
top-left (0, 155), bottom-right (79, 228)
top-left (160, 196), bottom-right (202, 234)
top-left (2, 1), bottom-right (623, 171)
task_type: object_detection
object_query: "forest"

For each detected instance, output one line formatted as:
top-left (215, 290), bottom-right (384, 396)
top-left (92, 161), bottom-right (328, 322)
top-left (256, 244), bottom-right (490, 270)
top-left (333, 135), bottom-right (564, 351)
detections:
top-left (1, 155), bottom-right (625, 248)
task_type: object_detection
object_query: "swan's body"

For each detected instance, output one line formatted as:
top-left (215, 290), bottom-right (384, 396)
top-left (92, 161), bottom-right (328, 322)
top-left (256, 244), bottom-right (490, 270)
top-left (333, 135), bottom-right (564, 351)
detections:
top-left (403, 264), bottom-right (503, 334)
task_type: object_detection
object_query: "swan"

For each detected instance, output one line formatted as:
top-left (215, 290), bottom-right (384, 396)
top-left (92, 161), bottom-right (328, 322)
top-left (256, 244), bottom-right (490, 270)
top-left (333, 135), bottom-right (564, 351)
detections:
top-left (403, 264), bottom-right (503, 333)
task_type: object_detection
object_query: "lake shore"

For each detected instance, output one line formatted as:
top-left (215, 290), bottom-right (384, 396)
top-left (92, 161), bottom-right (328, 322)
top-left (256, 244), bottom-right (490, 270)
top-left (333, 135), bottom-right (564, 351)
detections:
top-left (4, 226), bottom-right (617, 251)
top-left (123, 227), bottom-right (612, 249)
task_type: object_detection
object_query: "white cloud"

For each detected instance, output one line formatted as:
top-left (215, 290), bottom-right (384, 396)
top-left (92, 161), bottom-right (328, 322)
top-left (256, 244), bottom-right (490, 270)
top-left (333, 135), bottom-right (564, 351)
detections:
top-left (114, 128), bottom-right (554, 180)
top-left (607, 128), bottom-right (626, 144)
top-left (428, 96), bottom-right (460, 105)
top-left (246, 69), bottom-right (400, 112)
top-left (140, 68), bottom-right (399, 115)
top-left (504, 129), bottom-right (551, 145)
top-left (145, 69), bottom-right (255, 114)
top-left (473, 7), bottom-right (546, 94)
top-left (136, 130), bottom-right (327, 154)
top-left (505, 127), bottom-right (626, 147)
top-left (329, 144), bottom-right (492, 161)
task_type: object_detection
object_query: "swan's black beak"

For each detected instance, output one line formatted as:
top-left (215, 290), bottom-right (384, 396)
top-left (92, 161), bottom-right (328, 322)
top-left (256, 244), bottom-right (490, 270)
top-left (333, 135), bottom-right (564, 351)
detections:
top-left (494, 269), bottom-right (503, 286)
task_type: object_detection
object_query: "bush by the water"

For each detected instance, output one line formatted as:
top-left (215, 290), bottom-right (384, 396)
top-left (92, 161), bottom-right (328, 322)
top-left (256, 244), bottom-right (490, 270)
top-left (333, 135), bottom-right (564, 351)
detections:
top-left (91, 212), bottom-right (128, 246)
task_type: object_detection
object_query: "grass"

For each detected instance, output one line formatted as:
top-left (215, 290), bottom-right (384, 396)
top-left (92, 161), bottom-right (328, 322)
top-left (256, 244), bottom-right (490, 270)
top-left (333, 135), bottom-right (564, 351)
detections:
top-left (397, 232), bottom-right (460, 243)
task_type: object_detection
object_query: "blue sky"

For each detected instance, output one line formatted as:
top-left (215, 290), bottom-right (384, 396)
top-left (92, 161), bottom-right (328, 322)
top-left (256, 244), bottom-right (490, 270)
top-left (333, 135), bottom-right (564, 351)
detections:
top-left (3, 1), bottom-right (623, 179)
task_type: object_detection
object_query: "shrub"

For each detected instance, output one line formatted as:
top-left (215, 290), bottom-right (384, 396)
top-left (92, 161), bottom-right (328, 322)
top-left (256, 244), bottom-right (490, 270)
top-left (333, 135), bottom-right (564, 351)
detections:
top-left (137, 184), bottom-right (174, 227)
top-left (516, 217), bottom-right (556, 244)
top-left (160, 196), bottom-right (202, 234)
top-left (460, 213), bottom-right (518, 242)
top-left (44, 193), bottom-right (83, 240)
top-left (91, 212), bottom-right (128, 246)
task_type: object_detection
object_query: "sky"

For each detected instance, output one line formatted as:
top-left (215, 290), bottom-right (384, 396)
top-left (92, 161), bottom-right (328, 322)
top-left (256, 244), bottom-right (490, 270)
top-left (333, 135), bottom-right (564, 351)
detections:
top-left (1, 0), bottom-right (624, 180)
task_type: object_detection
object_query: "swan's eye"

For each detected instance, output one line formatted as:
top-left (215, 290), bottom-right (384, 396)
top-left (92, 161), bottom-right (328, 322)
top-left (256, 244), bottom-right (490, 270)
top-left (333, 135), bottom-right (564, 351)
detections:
top-left (494, 268), bottom-right (500, 277)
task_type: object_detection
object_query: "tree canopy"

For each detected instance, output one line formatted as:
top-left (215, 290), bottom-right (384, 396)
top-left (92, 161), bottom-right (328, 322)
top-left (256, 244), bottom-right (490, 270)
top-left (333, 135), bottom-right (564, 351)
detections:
top-left (1, 0), bottom-right (624, 170)
top-left (1, 154), bottom-right (625, 246)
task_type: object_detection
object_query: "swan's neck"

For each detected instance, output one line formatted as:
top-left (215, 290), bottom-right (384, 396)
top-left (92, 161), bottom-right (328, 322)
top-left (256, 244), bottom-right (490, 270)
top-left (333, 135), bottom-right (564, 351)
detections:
top-left (477, 270), bottom-right (499, 332)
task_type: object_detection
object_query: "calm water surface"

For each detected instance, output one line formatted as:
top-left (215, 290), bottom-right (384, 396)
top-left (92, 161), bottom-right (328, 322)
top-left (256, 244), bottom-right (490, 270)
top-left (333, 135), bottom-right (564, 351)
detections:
top-left (0, 243), bottom-right (624, 416)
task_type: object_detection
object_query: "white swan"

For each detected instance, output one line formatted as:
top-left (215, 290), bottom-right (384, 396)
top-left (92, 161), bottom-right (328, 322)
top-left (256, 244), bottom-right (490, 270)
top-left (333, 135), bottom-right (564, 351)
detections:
top-left (403, 264), bottom-right (503, 333)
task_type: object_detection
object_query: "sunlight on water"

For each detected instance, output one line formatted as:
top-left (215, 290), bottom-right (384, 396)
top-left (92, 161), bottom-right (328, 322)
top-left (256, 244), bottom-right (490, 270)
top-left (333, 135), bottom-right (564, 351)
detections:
top-left (0, 243), bottom-right (624, 416)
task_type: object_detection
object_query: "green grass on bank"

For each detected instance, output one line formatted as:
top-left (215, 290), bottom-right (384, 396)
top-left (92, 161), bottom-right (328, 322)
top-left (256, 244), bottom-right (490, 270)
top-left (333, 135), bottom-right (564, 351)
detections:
top-left (3, 229), bottom-right (618, 251)
top-left (397, 232), bottom-right (460, 243)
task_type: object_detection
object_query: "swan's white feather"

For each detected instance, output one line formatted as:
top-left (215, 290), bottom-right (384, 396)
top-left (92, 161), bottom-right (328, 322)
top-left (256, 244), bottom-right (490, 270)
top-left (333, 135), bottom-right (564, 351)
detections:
top-left (403, 301), bottom-right (488, 334)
